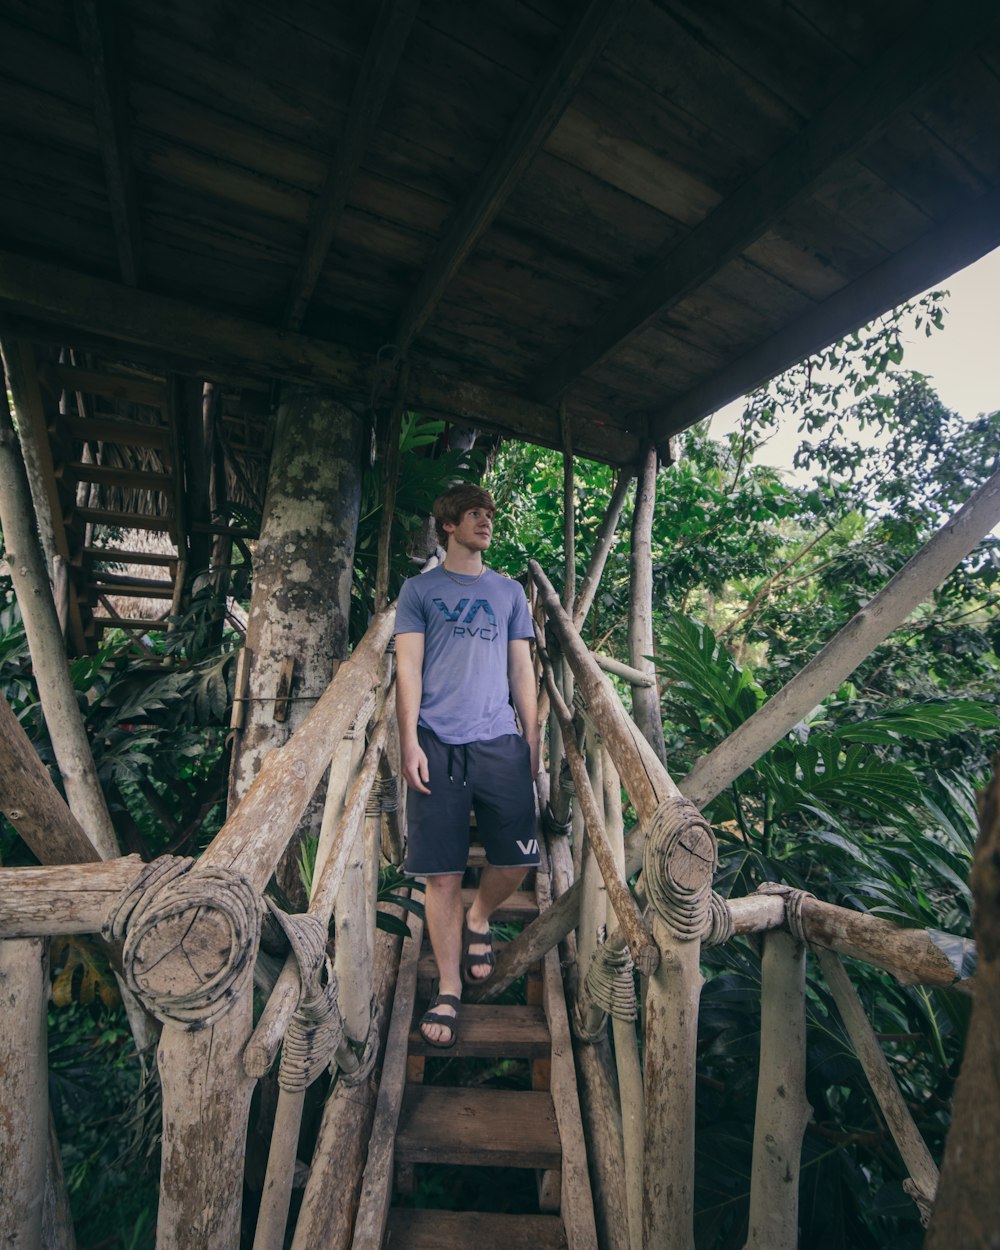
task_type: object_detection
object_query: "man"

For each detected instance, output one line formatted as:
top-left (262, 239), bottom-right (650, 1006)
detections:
top-left (395, 483), bottom-right (539, 1047)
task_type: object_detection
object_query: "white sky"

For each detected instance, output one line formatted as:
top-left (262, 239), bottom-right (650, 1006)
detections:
top-left (706, 244), bottom-right (1000, 468)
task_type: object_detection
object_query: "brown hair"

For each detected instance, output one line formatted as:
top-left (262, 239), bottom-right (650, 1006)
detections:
top-left (432, 483), bottom-right (496, 546)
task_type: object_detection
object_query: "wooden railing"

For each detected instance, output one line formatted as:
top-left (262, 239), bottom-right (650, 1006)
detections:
top-left (517, 560), bottom-right (966, 1250)
top-left (0, 557), bottom-right (977, 1250)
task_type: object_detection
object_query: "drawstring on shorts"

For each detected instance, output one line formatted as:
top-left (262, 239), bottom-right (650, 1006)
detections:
top-left (447, 743), bottom-right (469, 786)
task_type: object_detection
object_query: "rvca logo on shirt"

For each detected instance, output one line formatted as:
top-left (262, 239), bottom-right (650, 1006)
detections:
top-left (432, 597), bottom-right (498, 641)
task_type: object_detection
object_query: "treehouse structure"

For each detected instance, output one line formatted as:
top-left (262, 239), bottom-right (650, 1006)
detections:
top-left (1, 2), bottom-right (1000, 1248)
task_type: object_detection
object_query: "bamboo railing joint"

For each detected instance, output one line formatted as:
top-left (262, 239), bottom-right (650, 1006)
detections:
top-left (642, 798), bottom-right (717, 940)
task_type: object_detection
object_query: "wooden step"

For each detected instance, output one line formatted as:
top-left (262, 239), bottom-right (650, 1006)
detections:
top-left (417, 941), bottom-right (510, 996)
top-left (395, 1086), bottom-right (561, 1170)
top-left (384, 1209), bottom-right (567, 1250)
top-left (408, 1003), bottom-right (550, 1059)
top-left (71, 507), bottom-right (174, 533)
top-left (59, 462), bottom-right (173, 492)
top-left (460, 888), bottom-right (538, 924)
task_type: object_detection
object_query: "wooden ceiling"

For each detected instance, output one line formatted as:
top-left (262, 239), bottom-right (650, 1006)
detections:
top-left (1, 0), bottom-right (999, 466)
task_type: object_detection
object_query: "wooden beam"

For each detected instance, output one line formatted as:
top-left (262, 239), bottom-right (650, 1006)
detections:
top-left (529, 0), bottom-right (996, 402)
top-left (0, 251), bottom-right (363, 391)
top-left (0, 251), bottom-right (637, 466)
top-left (39, 361), bottom-right (167, 408)
top-left (408, 366), bottom-right (640, 467)
top-left (393, 0), bottom-right (635, 353)
top-left (58, 462), bottom-right (173, 493)
top-left (284, 0), bottom-right (420, 332)
top-left (649, 185), bottom-right (1000, 442)
top-left (74, 0), bottom-right (142, 286)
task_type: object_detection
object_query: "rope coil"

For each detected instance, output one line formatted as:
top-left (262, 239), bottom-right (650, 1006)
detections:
top-left (756, 882), bottom-right (815, 942)
top-left (366, 773), bottom-right (398, 817)
top-left (584, 942), bottom-right (638, 1023)
top-left (643, 798), bottom-right (717, 941)
top-left (278, 962), bottom-right (345, 1092)
top-left (542, 802), bottom-right (573, 837)
top-left (104, 856), bottom-right (261, 1028)
top-left (704, 891), bottom-right (735, 946)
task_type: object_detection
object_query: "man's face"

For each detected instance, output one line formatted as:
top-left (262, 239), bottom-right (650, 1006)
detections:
top-left (444, 506), bottom-right (494, 551)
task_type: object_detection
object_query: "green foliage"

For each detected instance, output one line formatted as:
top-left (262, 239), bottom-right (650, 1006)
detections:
top-left (296, 841), bottom-right (426, 938)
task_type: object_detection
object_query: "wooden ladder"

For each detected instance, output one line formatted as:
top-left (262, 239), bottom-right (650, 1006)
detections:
top-left (353, 846), bottom-right (597, 1250)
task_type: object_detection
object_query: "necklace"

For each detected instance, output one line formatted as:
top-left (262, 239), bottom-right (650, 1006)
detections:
top-left (441, 564), bottom-right (487, 584)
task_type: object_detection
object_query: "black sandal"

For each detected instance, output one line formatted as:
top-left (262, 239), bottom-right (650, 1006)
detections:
top-left (461, 919), bottom-right (496, 986)
top-left (419, 992), bottom-right (461, 1049)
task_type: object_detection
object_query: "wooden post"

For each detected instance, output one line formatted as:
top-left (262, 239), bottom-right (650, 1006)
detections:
top-left (576, 734), bottom-right (605, 994)
top-left (157, 1000), bottom-right (257, 1250)
top-left (374, 364), bottom-right (408, 613)
top-left (745, 931), bottom-right (810, 1250)
top-left (334, 724), bottom-right (372, 1042)
top-left (561, 400), bottom-right (576, 612)
top-left (627, 446), bottom-right (667, 767)
top-left (642, 920), bottom-right (702, 1250)
top-left (0, 859), bottom-right (146, 937)
top-left (0, 938), bottom-right (49, 1250)
top-left (604, 749), bottom-right (643, 1250)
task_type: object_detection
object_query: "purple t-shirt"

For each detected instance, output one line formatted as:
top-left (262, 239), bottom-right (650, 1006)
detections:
top-left (394, 566), bottom-right (534, 744)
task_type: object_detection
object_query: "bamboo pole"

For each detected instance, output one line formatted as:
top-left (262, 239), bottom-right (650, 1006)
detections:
top-left (374, 364), bottom-right (408, 613)
top-left (627, 445), bottom-right (667, 767)
top-left (334, 728), bottom-right (372, 1043)
top-left (642, 918), bottom-right (702, 1250)
top-left (816, 948), bottom-right (939, 1221)
top-left (573, 468), bottom-right (634, 630)
top-left (745, 931), bottom-right (810, 1250)
top-left (593, 653), bottom-right (655, 686)
top-left (683, 462), bottom-right (1000, 809)
top-left (0, 938), bottom-right (48, 1250)
top-left (576, 736), bottom-right (606, 1007)
top-left (0, 379), bottom-right (118, 859)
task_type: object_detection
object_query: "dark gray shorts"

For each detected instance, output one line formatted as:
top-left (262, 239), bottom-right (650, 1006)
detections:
top-left (404, 726), bottom-right (539, 876)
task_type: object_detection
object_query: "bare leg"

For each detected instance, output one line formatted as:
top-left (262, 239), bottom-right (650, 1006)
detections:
top-left (421, 873), bottom-right (464, 1044)
top-left (465, 865), bottom-right (529, 980)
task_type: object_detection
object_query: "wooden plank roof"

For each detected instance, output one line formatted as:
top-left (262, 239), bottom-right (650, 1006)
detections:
top-left (1, 0), bottom-right (999, 466)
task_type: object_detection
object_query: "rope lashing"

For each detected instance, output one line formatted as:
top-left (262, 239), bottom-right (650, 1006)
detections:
top-left (278, 960), bottom-right (345, 1092)
top-left (755, 882), bottom-right (815, 942)
top-left (643, 798), bottom-right (717, 940)
top-left (542, 802), bottom-right (573, 837)
top-left (104, 856), bottom-right (261, 1028)
top-left (345, 690), bottom-right (377, 740)
top-left (264, 900), bottom-right (349, 1093)
top-left (366, 773), bottom-right (398, 818)
top-left (338, 995), bottom-right (382, 1087)
top-left (703, 890), bottom-right (735, 946)
top-left (584, 942), bottom-right (638, 1022)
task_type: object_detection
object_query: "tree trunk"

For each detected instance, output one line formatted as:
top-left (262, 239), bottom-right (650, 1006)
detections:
top-left (228, 386), bottom-right (363, 901)
top-left (627, 446), bottom-right (667, 767)
top-left (926, 764), bottom-right (1000, 1246)
top-left (0, 379), bottom-right (118, 859)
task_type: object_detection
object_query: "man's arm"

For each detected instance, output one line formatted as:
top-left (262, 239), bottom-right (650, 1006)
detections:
top-left (508, 638), bottom-right (539, 780)
top-left (396, 632), bottom-right (431, 794)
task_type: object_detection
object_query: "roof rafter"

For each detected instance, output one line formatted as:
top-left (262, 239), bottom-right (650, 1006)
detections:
top-left (528, 0), bottom-right (996, 404)
top-left (0, 251), bottom-right (636, 468)
top-left (283, 0), bottom-right (421, 332)
top-left (648, 185), bottom-right (1000, 445)
top-left (392, 0), bottom-right (636, 355)
top-left (73, 0), bottom-right (142, 287)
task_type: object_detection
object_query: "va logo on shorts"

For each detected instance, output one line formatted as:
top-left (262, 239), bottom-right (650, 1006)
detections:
top-left (516, 838), bottom-right (539, 856)
top-left (432, 597), bottom-right (498, 641)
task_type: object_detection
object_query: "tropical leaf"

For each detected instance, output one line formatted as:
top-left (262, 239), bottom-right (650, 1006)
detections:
top-left (834, 699), bottom-right (1000, 744)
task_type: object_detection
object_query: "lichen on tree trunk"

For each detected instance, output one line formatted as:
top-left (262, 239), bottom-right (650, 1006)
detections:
top-left (229, 386), bottom-right (363, 902)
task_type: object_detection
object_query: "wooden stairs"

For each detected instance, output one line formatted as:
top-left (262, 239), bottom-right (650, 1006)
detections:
top-left (353, 847), bottom-right (597, 1250)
